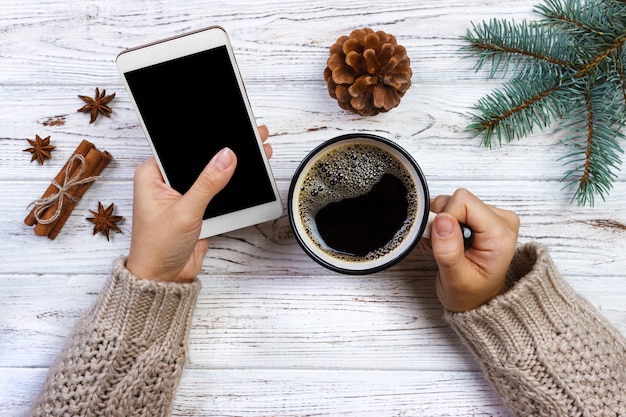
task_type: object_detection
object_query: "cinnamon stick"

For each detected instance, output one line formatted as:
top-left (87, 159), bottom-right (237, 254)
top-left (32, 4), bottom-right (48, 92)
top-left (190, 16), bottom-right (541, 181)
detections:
top-left (47, 151), bottom-right (112, 240)
top-left (34, 148), bottom-right (103, 237)
top-left (24, 140), bottom-right (94, 226)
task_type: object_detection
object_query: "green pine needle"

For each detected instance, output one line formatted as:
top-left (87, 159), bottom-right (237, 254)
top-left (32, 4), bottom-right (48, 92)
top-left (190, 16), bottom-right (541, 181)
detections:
top-left (464, 0), bottom-right (626, 205)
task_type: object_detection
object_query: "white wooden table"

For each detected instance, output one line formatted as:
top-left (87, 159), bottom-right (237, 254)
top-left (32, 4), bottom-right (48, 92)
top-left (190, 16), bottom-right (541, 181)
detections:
top-left (1, 1), bottom-right (625, 416)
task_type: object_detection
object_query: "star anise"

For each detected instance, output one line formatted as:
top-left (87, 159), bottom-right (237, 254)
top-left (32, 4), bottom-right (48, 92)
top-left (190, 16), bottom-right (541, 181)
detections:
top-left (87, 202), bottom-right (123, 241)
top-left (24, 135), bottom-right (56, 164)
top-left (77, 87), bottom-right (115, 123)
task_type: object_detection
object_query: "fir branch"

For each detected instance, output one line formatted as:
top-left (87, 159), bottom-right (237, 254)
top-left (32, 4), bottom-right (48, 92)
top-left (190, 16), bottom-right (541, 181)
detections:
top-left (468, 81), bottom-right (566, 146)
top-left (560, 82), bottom-right (624, 205)
top-left (536, 0), bottom-right (617, 40)
top-left (464, 0), bottom-right (626, 205)
top-left (603, 0), bottom-right (626, 14)
top-left (575, 35), bottom-right (626, 78)
top-left (616, 51), bottom-right (626, 107)
top-left (464, 19), bottom-right (575, 77)
top-left (594, 44), bottom-right (626, 113)
top-left (575, 89), bottom-right (603, 205)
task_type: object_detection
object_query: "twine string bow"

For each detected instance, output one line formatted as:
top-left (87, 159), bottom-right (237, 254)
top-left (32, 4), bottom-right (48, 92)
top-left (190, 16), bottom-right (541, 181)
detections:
top-left (29, 154), bottom-right (101, 224)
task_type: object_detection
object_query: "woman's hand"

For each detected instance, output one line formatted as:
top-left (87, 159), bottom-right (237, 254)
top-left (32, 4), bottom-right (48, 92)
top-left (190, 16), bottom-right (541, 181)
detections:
top-left (126, 125), bottom-right (272, 282)
top-left (429, 189), bottom-right (520, 312)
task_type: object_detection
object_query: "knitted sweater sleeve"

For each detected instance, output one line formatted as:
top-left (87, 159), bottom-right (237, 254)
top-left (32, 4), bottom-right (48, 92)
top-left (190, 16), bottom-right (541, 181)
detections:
top-left (29, 256), bottom-right (201, 417)
top-left (445, 242), bottom-right (626, 417)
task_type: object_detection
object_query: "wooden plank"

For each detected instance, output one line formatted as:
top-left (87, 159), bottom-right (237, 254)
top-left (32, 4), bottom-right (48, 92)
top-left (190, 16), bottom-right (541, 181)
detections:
top-left (0, 1), bottom-right (537, 86)
top-left (1, 368), bottom-right (510, 416)
top-left (2, 270), bottom-right (625, 369)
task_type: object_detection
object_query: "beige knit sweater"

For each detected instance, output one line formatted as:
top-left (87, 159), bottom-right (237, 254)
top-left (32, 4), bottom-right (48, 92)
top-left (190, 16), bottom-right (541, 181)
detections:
top-left (29, 257), bottom-right (201, 417)
top-left (29, 243), bottom-right (626, 416)
top-left (446, 243), bottom-right (626, 416)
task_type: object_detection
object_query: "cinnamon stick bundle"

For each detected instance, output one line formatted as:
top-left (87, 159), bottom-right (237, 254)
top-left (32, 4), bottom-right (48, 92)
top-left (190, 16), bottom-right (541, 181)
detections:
top-left (25, 140), bottom-right (112, 239)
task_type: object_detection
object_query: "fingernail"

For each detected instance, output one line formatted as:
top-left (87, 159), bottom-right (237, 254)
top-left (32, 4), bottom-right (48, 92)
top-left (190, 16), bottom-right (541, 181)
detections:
top-left (215, 148), bottom-right (235, 171)
top-left (434, 215), bottom-right (455, 238)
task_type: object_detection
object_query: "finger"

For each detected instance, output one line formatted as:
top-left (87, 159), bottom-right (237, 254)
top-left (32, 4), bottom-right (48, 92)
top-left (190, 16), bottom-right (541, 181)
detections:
top-left (432, 192), bottom-right (498, 216)
top-left (257, 125), bottom-right (272, 159)
top-left (431, 212), bottom-right (472, 282)
top-left (432, 193), bottom-right (518, 233)
top-left (182, 147), bottom-right (237, 214)
top-left (446, 190), bottom-right (519, 236)
top-left (437, 189), bottom-right (497, 234)
top-left (258, 124), bottom-right (269, 141)
top-left (264, 143), bottom-right (273, 159)
top-left (134, 157), bottom-right (162, 184)
top-left (430, 195), bottom-right (451, 214)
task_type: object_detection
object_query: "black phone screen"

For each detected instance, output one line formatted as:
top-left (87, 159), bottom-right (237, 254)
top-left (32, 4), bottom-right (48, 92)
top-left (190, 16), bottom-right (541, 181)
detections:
top-left (123, 45), bottom-right (276, 219)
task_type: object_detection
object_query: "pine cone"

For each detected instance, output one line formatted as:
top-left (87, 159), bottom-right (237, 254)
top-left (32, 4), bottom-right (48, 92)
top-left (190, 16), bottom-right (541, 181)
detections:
top-left (324, 28), bottom-right (412, 116)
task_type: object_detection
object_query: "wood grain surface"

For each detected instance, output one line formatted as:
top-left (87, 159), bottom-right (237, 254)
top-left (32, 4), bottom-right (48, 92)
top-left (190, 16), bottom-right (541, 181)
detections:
top-left (1, 1), bottom-right (625, 416)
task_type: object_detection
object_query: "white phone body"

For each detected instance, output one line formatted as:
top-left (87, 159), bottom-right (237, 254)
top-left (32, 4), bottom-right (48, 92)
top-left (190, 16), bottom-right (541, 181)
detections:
top-left (116, 26), bottom-right (283, 238)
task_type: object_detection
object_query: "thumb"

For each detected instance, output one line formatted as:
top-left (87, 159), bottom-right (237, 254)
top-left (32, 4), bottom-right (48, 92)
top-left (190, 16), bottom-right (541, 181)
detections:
top-left (183, 147), bottom-right (237, 212)
top-left (431, 213), bottom-right (467, 279)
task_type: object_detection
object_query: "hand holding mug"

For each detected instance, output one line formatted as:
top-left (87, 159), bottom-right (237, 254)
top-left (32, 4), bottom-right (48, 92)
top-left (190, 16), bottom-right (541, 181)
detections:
top-left (429, 189), bottom-right (520, 312)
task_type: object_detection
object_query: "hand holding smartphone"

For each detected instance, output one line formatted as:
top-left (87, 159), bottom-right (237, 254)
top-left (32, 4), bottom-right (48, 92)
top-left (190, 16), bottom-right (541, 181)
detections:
top-left (116, 26), bottom-right (283, 238)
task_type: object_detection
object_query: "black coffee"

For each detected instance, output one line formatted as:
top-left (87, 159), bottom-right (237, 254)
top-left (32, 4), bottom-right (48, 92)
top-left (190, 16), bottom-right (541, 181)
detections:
top-left (297, 142), bottom-right (418, 262)
top-left (315, 173), bottom-right (408, 256)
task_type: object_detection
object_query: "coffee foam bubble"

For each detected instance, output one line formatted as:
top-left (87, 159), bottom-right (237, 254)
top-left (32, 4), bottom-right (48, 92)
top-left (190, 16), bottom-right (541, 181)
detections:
top-left (297, 142), bottom-right (418, 263)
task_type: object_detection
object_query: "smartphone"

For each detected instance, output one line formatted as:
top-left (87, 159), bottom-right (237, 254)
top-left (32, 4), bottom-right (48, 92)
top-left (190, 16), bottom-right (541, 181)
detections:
top-left (116, 26), bottom-right (283, 238)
